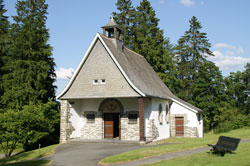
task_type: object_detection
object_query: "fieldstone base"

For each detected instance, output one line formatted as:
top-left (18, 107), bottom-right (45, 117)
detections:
top-left (121, 117), bottom-right (139, 140)
top-left (146, 119), bottom-right (159, 141)
top-left (60, 100), bottom-right (75, 143)
top-left (81, 116), bottom-right (103, 139)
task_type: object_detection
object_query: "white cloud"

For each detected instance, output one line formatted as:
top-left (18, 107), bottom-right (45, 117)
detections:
top-left (159, 0), bottom-right (165, 4)
top-left (180, 0), bottom-right (195, 7)
top-left (214, 43), bottom-right (236, 49)
top-left (55, 67), bottom-right (74, 80)
top-left (209, 43), bottom-right (250, 73)
top-left (214, 43), bottom-right (244, 54)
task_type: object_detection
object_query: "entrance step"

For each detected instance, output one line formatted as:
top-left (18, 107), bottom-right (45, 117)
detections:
top-left (68, 138), bottom-right (139, 144)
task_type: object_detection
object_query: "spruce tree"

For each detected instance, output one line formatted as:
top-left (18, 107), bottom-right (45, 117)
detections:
top-left (113, 0), bottom-right (178, 93)
top-left (191, 61), bottom-right (225, 131)
top-left (132, 0), bottom-right (167, 73)
top-left (0, 0), bottom-right (10, 111)
top-left (113, 0), bottom-right (135, 48)
top-left (176, 16), bottom-right (214, 101)
top-left (1, 0), bottom-right (56, 110)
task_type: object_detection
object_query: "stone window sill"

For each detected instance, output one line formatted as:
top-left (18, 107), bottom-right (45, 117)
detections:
top-left (128, 121), bottom-right (137, 124)
top-left (87, 121), bottom-right (95, 123)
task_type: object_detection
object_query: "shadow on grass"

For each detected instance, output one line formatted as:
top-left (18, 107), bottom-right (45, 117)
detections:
top-left (0, 159), bottom-right (50, 166)
top-left (0, 151), bottom-right (41, 165)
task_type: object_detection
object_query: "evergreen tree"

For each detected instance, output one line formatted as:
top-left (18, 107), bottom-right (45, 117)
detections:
top-left (113, 0), bottom-right (135, 48)
top-left (113, 0), bottom-right (178, 93)
top-left (0, 0), bottom-right (10, 111)
top-left (132, 0), bottom-right (167, 73)
top-left (1, 0), bottom-right (56, 110)
top-left (191, 61), bottom-right (225, 131)
top-left (225, 63), bottom-right (250, 115)
top-left (176, 16), bottom-right (214, 101)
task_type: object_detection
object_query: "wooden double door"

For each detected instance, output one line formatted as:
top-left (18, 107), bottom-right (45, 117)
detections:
top-left (175, 117), bottom-right (184, 136)
top-left (104, 113), bottom-right (120, 139)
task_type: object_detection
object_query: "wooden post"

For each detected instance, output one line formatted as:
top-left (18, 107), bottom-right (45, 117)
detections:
top-left (138, 98), bottom-right (144, 141)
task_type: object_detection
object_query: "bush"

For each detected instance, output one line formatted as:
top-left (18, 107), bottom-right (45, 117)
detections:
top-left (214, 106), bottom-right (250, 133)
top-left (0, 100), bottom-right (59, 157)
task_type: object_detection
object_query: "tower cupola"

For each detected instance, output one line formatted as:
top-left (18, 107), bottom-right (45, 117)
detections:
top-left (102, 18), bottom-right (122, 40)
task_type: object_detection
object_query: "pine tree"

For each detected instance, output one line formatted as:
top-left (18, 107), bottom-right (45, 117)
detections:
top-left (113, 0), bottom-right (135, 48)
top-left (0, 0), bottom-right (10, 111)
top-left (1, 0), bottom-right (56, 110)
top-left (176, 16), bottom-right (214, 101)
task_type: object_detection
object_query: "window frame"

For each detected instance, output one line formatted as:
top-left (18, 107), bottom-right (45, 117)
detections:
top-left (127, 111), bottom-right (138, 124)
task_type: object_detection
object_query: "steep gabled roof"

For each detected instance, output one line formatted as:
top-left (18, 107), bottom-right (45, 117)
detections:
top-left (57, 33), bottom-right (203, 113)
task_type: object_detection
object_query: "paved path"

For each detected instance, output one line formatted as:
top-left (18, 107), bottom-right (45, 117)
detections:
top-left (46, 142), bottom-right (143, 166)
top-left (111, 138), bottom-right (250, 166)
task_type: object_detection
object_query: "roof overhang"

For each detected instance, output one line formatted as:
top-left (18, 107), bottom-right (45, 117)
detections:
top-left (170, 97), bottom-right (203, 114)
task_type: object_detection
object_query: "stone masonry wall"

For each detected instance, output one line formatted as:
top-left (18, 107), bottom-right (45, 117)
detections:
top-left (170, 114), bottom-right (198, 137)
top-left (146, 119), bottom-right (159, 141)
top-left (121, 117), bottom-right (139, 141)
top-left (81, 113), bottom-right (103, 139)
top-left (60, 100), bottom-right (75, 143)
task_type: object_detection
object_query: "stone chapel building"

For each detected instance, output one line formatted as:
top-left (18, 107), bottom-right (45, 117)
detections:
top-left (57, 18), bottom-right (203, 143)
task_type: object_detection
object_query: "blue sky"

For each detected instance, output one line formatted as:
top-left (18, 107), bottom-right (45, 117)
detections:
top-left (4, 0), bottom-right (250, 96)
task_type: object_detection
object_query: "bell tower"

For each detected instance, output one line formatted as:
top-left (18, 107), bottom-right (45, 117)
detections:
top-left (102, 18), bottom-right (122, 40)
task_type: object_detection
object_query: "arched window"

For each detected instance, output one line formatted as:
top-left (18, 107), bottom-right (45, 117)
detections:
top-left (158, 104), bottom-right (163, 124)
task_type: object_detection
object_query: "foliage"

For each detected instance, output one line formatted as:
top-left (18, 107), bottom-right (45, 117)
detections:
top-left (113, 0), bottom-right (178, 92)
top-left (113, 0), bottom-right (135, 48)
top-left (0, 107), bottom-right (47, 158)
top-left (190, 61), bottom-right (226, 131)
top-left (214, 103), bottom-right (250, 133)
top-left (99, 128), bottom-right (250, 164)
top-left (0, 0), bottom-right (10, 110)
top-left (0, 101), bottom-right (58, 157)
top-left (224, 63), bottom-right (250, 115)
top-left (24, 100), bottom-right (60, 151)
top-left (0, 144), bottom-right (57, 165)
top-left (176, 16), bottom-right (214, 100)
top-left (1, 0), bottom-right (56, 110)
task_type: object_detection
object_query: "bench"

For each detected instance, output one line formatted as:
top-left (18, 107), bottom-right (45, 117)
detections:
top-left (208, 136), bottom-right (241, 156)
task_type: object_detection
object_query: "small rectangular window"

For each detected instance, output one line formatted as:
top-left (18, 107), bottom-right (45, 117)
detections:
top-left (101, 79), bottom-right (106, 84)
top-left (93, 79), bottom-right (98, 85)
top-left (86, 114), bottom-right (95, 123)
top-left (128, 114), bottom-right (138, 123)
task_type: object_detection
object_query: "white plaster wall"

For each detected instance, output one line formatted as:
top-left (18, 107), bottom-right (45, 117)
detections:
top-left (170, 101), bottom-right (203, 137)
top-left (146, 98), bottom-right (170, 140)
top-left (144, 98), bottom-right (152, 138)
top-left (170, 102), bottom-right (197, 127)
top-left (197, 114), bottom-right (203, 137)
top-left (69, 99), bottom-right (83, 138)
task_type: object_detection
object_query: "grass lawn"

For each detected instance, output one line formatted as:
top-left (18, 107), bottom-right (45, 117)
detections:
top-left (144, 141), bottom-right (250, 166)
top-left (0, 144), bottom-right (58, 166)
top-left (99, 127), bottom-right (250, 164)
